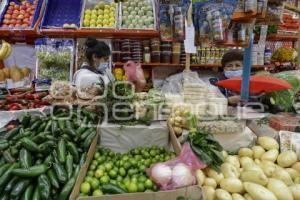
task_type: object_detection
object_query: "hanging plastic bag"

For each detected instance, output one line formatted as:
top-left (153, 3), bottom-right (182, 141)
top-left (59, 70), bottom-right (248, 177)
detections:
top-left (123, 61), bottom-right (146, 92)
top-left (147, 143), bottom-right (206, 190)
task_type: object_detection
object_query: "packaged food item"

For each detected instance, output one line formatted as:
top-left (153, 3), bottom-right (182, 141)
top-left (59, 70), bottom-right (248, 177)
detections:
top-left (143, 47), bottom-right (151, 63)
top-left (173, 6), bottom-right (185, 40)
top-left (151, 51), bottom-right (161, 63)
top-left (161, 51), bottom-right (172, 63)
top-left (198, 120), bottom-right (245, 135)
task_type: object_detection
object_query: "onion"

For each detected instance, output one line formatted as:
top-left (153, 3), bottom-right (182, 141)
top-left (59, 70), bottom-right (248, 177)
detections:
top-left (151, 163), bottom-right (172, 185)
top-left (172, 163), bottom-right (195, 188)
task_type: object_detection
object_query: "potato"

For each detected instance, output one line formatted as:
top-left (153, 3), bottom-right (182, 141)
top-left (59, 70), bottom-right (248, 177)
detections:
top-left (289, 184), bottom-right (300, 200)
top-left (243, 182), bottom-right (277, 200)
top-left (204, 178), bottom-right (217, 189)
top-left (293, 162), bottom-right (300, 173)
top-left (244, 193), bottom-right (253, 200)
top-left (221, 163), bottom-right (240, 178)
top-left (243, 163), bottom-right (264, 174)
top-left (226, 155), bottom-right (240, 169)
top-left (252, 145), bottom-right (265, 159)
top-left (272, 168), bottom-right (294, 186)
top-left (232, 193), bottom-right (246, 200)
top-left (295, 177), bottom-right (300, 184)
top-left (258, 136), bottom-right (279, 150)
top-left (285, 168), bottom-right (300, 180)
top-left (267, 178), bottom-right (293, 200)
top-left (216, 189), bottom-right (232, 200)
top-left (277, 150), bottom-right (298, 168)
top-left (239, 148), bottom-right (253, 158)
top-left (203, 186), bottom-right (215, 200)
top-left (220, 178), bottom-right (244, 193)
top-left (240, 157), bottom-right (254, 168)
top-left (196, 169), bottom-right (206, 187)
top-left (240, 170), bottom-right (268, 186)
top-left (254, 159), bottom-right (261, 165)
top-left (261, 149), bottom-right (279, 162)
top-left (206, 168), bottom-right (224, 184)
top-left (258, 161), bottom-right (276, 177)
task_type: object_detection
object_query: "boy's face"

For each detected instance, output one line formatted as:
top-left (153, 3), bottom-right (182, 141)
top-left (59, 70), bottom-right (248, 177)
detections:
top-left (224, 60), bottom-right (243, 71)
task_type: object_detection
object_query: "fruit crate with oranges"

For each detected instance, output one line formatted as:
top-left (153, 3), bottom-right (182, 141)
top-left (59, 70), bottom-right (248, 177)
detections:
top-left (80, 0), bottom-right (118, 29)
top-left (0, 0), bottom-right (43, 29)
top-left (41, 0), bottom-right (83, 29)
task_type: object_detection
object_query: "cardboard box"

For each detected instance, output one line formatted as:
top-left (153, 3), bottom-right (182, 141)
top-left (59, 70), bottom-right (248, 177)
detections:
top-left (70, 125), bottom-right (203, 200)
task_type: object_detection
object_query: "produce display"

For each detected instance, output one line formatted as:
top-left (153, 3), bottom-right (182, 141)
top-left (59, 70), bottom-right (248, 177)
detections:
top-left (168, 105), bottom-right (189, 136)
top-left (0, 91), bottom-right (49, 111)
top-left (0, 107), bottom-right (99, 199)
top-left (0, 66), bottom-right (31, 83)
top-left (1, 0), bottom-right (38, 28)
top-left (79, 146), bottom-right (176, 196)
top-left (0, 40), bottom-right (12, 60)
top-left (271, 47), bottom-right (297, 63)
top-left (197, 136), bottom-right (300, 200)
top-left (121, 0), bottom-right (155, 29)
top-left (82, 2), bottom-right (117, 28)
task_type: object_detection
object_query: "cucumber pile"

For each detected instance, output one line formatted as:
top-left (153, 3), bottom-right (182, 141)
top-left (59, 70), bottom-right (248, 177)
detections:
top-left (0, 107), bottom-right (99, 200)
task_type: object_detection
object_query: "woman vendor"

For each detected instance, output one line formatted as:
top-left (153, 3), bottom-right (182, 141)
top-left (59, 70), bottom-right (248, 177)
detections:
top-left (210, 49), bottom-right (243, 105)
top-left (73, 37), bottom-right (114, 97)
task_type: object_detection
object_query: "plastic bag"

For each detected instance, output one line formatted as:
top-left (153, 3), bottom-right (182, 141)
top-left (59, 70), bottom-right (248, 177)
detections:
top-left (147, 143), bottom-right (206, 190)
top-left (123, 61), bottom-right (146, 92)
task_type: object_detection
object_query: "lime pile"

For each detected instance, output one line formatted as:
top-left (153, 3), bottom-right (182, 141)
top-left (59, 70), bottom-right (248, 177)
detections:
top-left (79, 146), bottom-right (176, 196)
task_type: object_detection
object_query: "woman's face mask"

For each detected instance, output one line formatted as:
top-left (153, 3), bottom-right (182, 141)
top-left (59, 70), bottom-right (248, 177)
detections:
top-left (95, 57), bottom-right (110, 73)
top-left (224, 70), bottom-right (243, 78)
top-left (224, 60), bottom-right (243, 78)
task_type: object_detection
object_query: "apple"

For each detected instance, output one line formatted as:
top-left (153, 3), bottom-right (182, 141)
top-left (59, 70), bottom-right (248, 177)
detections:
top-left (24, 13), bottom-right (30, 18)
top-left (20, 5), bottom-right (26, 10)
top-left (8, 6), bottom-right (14, 11)
top-left (29, 16), bottom-right (33, 21)
top-left (14, 5), bottom-right (20, 10)
top-left (25, 2), bottom-right (31, 7)
top-left (7, 9), bottom-right (13, 15)
top-left (21, 1), bottom-right (26, 5)
top-left (12, 14), bottom-right (18, 19)
top-left (4, 14), bottom-right (11, 19)
top-left (26, 8), bottom-right (32, 12)
top-left (8, 24), bottom-right (14, 28)
top-left (23, 18), bottom-right (30, 23)
top-left (9, 2), bottom-right (15, 6)
top-left (3, 19), bottom-right (9, 24)
top-left (16, 19), bottom-right (22, 24)
top-left (20, 10), bottom-right (26, 15)
top-left (30, 11), bottom-right (35, 15)
top-left (10, 19), bottom-right (17, 25)
top-left (17, 15), bottom-right (24, 20)
top-left (13, 10), bottom-right (19, 15)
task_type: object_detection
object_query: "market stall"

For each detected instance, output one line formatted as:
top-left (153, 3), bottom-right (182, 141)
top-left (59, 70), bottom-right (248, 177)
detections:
top-left (1, 0), bottom-right (300, 200)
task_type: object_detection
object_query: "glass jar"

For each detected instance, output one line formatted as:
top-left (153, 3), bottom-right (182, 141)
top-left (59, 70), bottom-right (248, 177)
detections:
top-left (143, 47), bottom-right (151, 63)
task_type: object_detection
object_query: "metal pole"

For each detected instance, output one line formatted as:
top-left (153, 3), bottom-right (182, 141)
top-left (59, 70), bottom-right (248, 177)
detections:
top-left (241, 32), bottom-right (253, 101)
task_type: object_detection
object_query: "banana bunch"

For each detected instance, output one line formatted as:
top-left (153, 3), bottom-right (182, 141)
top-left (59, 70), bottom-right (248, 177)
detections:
top-left (0, 40), bottom-right (12, 60)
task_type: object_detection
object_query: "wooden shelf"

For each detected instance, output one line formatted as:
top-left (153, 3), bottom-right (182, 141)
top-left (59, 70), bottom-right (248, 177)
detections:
top-left (232, 11), bottom-right (257, 22)
top-left (267, 34), bottom-right (298, 41)
top-left (113, 62), bottom-right (272, 69)
top-left (40, 29), bottom-right (160, 38)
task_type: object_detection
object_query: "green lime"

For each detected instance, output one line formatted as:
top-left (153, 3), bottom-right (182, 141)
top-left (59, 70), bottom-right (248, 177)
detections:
top-left (97, 156), bottom-right (104, 163)
top-left (123, 162), bottom-right (131, 170)
top-left (109, 152), bottom-right (114, 157)
top-left (128, 169), bottom-right (138, 176)
top-left (122, 155), bottom-right (129, 161)
top-left (100, 175), bottom-right (110, 185)
top-left (145, 179), bottom-right (153, 189)
top-left (131, 177), bottom-right (138, 183)
top-left (130, 160), bottom-right (137, 167)
top-left (139, 165), bottom-right (146, 173)
top-left (90, 178), bottom-right (100, 190)
top-left (105, 163), bottom-right (113, 171)
top-left (155, 155), bottom-right (160, 160)
top-left (94, 169), bottom-right (105, 178)
top-left (144, 159), bottom-right (151, 167)
top-left (116, 175), bottom-right (123, 182)
top-left (85, 176), bottom-right (93, 183)
top-left (138, 176), bottom-right (147, 183)
top-left (159, 147), bottom-right (165, 153)
top-left (127, 182), bottom-right (138, 193)
top-left (109, 170), bottom-right (118, 179)
top-left (119, 167), bottom-right (126, 177)
top-left (97, 165), bottom-right (106, 171)
top-left (151, 158), bottom-right (157, 164)
top-left (94, 152), bottom-right (100, 159)
top-left (143, 152), bottom-right (150, 158)
top-left (164, 155), bottom-right (170, 161)
top-left (92, 189), bottom-right (103, 196)
top-left (124, 179), bottom-right (131, 189)
top-left (137, 182), bottom-right (145, 192)
top-left (149, 150), bottom-right (156, 157)
top-left (119, 160), bottom-right (124, 167)
top-left (92, 160), bottom-right (98, 166)
top-left (80, 182), bottom-right (91, 194)
top-left (87, 170), bottom-right (94, 177)
top-left (89, 164), bottom-right (96, 171)
top-left (110, 180), bottom-right (117, 185)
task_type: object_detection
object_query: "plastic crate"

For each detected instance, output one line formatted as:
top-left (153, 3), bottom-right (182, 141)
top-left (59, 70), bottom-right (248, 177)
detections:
top-left (0, 0), bottom-right (43, 29)
top-left (41, 0), bottom-right (83, 29)
top-left (80, 0), bottom-right (118, 29)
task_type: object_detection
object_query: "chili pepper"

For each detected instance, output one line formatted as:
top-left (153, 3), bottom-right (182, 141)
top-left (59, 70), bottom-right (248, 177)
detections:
top-left (57, 166), bottom-right (80, 200)
top-left (58, 120), bottom-right (65, 130)
top-left (58, 138), bottom-right (66, 163)
top-left (21, 115), bottom-right (31, 128)
top-left (66, 141), bottom-right (79, 163)
top-left (37, 122), bottom-right (47, 133)
top-left (21, 185), bottom-right (34, 200)
top-left (12, 164), bottom-right (49, 177)
top-left (44, 120), bottom-right (52, 132)
top-left (47, 169), bottom-right (60, 189)
top-left (10, 179), bottom-right (31, 198)
top-left (32, 186), bottom-right (40, 200)
top-left (3, 150), bottom-right (15, 163)
top-left (0, 163), bottom-right (20, 188)
top-left (83, 131), bottom-right (96, 150)
top-left (0, 163), bottom-right (10, 176)
top-left (53, 162), bottom-right (67, 184)
top-left (21, 138), bottom-right (40, 152)
top-left (19, 148), bottom-right (33, 168)
top-left (4, 176), bottom-right (19, 192)
top-left (66, 153), bottom-right (73, 179)
top-left (0, 139), bottom-right (8, 151)
top-left (38, 174), bottom-right (51, 199)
